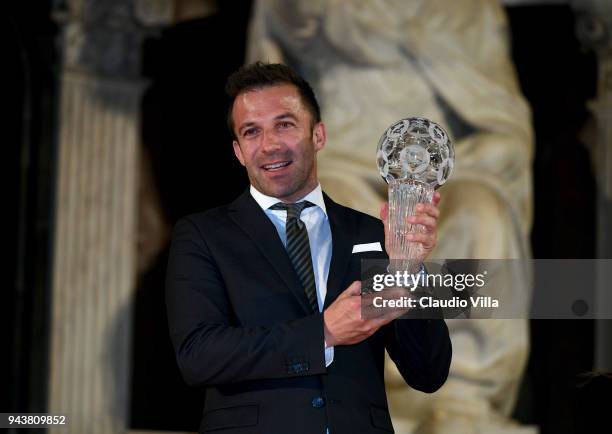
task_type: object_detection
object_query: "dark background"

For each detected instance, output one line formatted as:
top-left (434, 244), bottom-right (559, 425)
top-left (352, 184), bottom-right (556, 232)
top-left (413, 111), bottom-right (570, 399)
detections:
top-left (5, 1), bottom-right (609, 433)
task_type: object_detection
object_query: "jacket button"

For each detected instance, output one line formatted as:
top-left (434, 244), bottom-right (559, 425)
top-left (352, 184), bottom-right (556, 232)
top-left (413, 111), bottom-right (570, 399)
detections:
top-left (311, 396), bottom-right (326, 408)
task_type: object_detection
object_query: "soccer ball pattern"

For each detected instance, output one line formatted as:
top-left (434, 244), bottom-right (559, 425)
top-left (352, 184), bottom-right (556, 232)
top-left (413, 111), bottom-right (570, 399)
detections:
top-left (376, 117), bottom-right (454, 187)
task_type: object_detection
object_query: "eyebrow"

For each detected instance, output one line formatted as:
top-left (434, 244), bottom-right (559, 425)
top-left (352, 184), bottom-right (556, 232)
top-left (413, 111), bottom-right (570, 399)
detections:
top-left (274, 112), bottom-right (298, 122)
top-left (238, 113), bottom-right (298, 134)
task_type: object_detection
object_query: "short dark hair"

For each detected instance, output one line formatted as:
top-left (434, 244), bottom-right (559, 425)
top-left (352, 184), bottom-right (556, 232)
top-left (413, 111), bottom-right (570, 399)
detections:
top-left (225, 62), bottom-right (322, 140)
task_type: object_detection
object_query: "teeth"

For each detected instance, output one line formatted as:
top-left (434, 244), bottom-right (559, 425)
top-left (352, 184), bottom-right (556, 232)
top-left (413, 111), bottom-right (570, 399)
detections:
top-left (264, 161), bottom-right (290, 170)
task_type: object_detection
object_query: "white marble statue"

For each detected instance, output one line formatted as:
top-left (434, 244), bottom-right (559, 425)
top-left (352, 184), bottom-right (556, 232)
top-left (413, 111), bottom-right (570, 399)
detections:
top-left (247, 0), bottom-right (536, 432)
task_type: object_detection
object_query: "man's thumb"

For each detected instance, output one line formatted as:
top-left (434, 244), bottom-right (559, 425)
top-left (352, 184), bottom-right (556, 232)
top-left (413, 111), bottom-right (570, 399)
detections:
top-left (339, 281), bottom-right (362, 298)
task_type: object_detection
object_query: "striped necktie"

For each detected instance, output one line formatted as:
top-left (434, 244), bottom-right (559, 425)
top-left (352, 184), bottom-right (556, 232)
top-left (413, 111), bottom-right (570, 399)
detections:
top-left (270, 201), bottom-right (319, 313)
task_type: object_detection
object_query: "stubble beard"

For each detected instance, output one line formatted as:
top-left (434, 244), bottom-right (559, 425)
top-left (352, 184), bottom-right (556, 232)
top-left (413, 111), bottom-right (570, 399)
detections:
top-left (252, 151), bottom-right (317, 202)
top-left (258, 162), bottom-right (313, 201)
top-left (249, 131), bottom-right (319, 201)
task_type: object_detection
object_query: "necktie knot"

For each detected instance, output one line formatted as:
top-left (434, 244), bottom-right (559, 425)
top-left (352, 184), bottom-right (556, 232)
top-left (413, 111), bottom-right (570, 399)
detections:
top-left (270, 201), bottom-right (315, 220)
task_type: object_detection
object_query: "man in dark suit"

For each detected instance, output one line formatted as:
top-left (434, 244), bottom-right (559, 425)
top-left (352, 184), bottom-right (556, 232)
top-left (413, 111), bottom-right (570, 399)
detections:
top-left (166, 62), bottom-right (452, 434)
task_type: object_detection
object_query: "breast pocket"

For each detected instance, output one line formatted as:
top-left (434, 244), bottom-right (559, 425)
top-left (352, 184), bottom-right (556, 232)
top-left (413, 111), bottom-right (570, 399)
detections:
top-left (200, 403), bottom-right (259, 432)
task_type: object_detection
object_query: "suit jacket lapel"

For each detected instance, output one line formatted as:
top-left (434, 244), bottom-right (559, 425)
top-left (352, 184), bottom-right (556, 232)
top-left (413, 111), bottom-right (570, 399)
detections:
top-left (323, 193), bottom-right (353, 309)
top-left (228, 190), bottom-right (313, 315)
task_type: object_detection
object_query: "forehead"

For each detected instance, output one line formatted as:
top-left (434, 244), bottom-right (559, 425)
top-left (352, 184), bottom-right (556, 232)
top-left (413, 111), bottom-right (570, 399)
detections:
top-left (232, 84), bottom-right (310, 126)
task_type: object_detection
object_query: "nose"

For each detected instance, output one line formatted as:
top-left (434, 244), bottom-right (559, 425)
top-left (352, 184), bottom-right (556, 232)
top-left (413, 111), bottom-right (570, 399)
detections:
top-left (261, 130), bottom-right (282, 154)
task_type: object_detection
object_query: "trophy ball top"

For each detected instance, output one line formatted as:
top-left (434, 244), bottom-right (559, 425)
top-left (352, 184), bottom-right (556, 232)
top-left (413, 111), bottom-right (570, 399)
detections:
top-left (376, 117), bottom-right (455, 187)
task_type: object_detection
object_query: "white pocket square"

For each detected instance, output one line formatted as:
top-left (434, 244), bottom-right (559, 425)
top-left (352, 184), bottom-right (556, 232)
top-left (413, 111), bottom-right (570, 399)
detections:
top-left (352, 242), bottom-right (383, 253)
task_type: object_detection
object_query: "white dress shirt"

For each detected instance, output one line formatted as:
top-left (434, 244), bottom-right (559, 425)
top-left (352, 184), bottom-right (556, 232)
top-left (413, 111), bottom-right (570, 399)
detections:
top-left (250, 184), bottom-right (334, 367)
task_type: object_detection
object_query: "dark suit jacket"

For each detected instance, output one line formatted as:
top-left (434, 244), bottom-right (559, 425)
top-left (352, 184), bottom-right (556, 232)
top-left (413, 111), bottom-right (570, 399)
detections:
top-left (166, 190), bottom-right (452, 434)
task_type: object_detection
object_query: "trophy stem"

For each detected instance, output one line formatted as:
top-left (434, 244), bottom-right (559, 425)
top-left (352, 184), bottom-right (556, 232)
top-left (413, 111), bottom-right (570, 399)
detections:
top-left (388, 180), bottom-right (434, 272)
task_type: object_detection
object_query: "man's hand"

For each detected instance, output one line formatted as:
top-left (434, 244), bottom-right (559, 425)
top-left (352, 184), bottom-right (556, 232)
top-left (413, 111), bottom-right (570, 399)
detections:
top-left (380, 191), bottom-right (441, 263)
top-left (323, 281), bottom-right (408, 347)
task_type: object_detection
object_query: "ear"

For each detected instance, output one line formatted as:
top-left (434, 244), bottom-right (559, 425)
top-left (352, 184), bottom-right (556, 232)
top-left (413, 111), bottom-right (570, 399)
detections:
top-left (232, 140), bottom-right (246, 167)
top-left (312, 122), bottom-right (326, 152)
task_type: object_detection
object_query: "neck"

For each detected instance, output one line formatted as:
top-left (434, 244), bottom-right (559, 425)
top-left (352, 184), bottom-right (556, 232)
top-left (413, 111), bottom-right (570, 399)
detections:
top-left (278, 177), bottom-right (319, 203)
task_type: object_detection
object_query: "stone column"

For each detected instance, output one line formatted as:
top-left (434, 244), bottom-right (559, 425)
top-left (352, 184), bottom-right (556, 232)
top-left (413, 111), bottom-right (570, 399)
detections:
top-left (48, 1), bottom-right (170, 432)
top-left (49, 72), bottom-right (142, 434)
top-left (591, 25), bottom-right (612, 373)
top-left (574, 0), bottom-right (612, 371)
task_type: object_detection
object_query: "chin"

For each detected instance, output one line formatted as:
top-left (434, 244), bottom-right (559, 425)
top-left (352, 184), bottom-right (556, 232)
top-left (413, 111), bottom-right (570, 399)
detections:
top-left (268, 184), bottom-right (300, 200)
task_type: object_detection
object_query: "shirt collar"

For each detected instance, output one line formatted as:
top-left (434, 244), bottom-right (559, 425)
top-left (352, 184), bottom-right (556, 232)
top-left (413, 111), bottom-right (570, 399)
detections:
top-left (250, 184), bottom-right (327, 216)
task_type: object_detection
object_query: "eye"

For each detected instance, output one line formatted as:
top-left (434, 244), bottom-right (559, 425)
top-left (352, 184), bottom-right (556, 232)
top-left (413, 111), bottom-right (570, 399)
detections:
top-left (278, 121), bottom-right (294, 129)
top-left (243, 127), bottom-right (259, 138)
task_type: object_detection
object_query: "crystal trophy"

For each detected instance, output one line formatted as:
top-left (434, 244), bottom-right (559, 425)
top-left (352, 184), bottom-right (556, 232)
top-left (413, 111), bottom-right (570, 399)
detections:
top-left (376, 117), bottom-right (454, 272)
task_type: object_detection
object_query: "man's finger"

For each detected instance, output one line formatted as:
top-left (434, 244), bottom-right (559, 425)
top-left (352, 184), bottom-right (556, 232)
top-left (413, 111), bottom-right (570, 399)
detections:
top-left (415, 203), bottom-right (440, 219)
top-left (407, 232), bottom-right (436, 249)
top-left (433, 191), bottom-right (441, 206)
top-left (379, 202), bottom-right (389, 222)
top-left (407, 215), bottom-right (436, 232)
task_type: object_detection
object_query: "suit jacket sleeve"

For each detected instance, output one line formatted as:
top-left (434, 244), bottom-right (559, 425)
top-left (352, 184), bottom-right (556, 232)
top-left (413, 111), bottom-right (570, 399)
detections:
top-left (383, 311), bottom-right (452, 393)
top-left (165, 216), bottom-right (327, 387)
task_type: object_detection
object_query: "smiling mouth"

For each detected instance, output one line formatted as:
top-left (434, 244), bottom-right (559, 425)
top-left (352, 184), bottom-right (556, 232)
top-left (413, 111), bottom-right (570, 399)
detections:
top-left (262, 161), bottom-right (292, 171)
